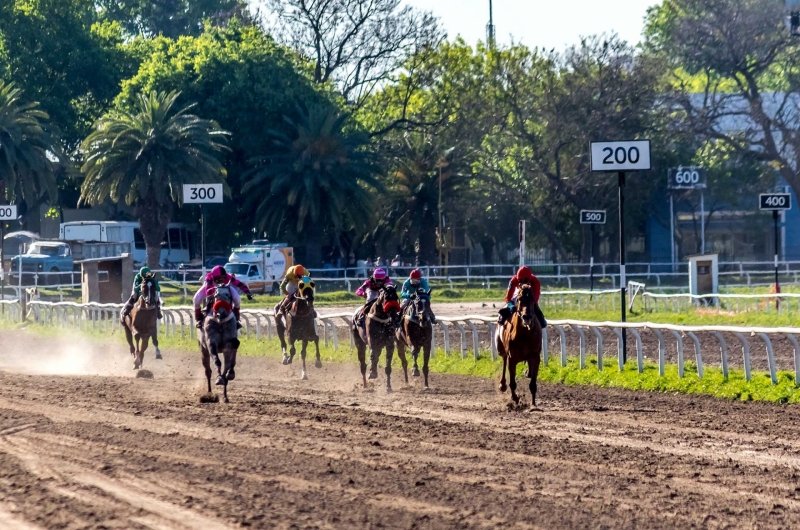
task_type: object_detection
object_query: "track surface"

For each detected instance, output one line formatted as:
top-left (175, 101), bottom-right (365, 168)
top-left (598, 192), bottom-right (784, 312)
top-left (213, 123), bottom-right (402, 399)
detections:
top-left (0, 330), bottom-right (799, 529)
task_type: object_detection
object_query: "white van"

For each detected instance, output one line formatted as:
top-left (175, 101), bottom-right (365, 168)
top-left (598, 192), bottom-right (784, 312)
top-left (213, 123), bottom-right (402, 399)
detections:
top-left (59, 221), bottom-right (197, 267)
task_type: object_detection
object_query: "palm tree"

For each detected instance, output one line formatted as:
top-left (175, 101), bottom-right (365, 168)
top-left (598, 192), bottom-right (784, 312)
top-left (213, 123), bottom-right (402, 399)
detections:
top-left (80, 91), bottom-right (230, 268)
top-left (243, 104), bottom-right (381, 266)
top-left (0, 80), bottom-right (62, 208)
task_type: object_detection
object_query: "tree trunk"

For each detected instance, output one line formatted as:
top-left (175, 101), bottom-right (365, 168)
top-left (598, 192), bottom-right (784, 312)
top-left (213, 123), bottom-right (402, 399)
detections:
top-left (303, 228), bottom-right (323, 268)
top-left (136, 194), bottom-right (172, 270)
top-left (417, 208), bottom-right (438, 266)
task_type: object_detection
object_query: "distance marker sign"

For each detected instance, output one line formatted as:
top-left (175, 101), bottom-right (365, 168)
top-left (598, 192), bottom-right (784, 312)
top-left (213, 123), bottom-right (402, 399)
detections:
top-left (759, 193), bottom-right (792, 211)
top-left (668, 167), bottom-right (707, 189)
top-left (183, 184), bottom-right (224, 204)
top-left (580, 210), bottom-right (607, 224)
top-left (0, 205), bottom-right (17, 221)
top-left (590, 141), bottom-right (651, 172)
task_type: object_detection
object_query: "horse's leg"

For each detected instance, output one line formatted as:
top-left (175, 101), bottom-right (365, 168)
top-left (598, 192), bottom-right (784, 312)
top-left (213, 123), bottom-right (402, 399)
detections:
top-left (384, 341), bottom-right (395, 393)
top-left (313, 330), bottom-right (322, 369)
top-left (123, 322), bottom-right (135, 356)
top-left (509, 360), bottom-right (520, 404)
top-left (499, 352), bottom-right (508, 393)
top-left (133, 333), bottom-right (142, 369)
top-left (300, 339), bottom-right (308, 381)
top-left (411, 343), bottom-right (421, 377)
top-left (368, 342), bottom-right (379, 380)
top-left (277, 312), bottom-right (289, 363)
top-left (201, 344), bottom-right (212, 394)
top-left (529, 353), bottom-right (541, 407)
top-left (138, 335), bottom-right (150, 370)
top-left (354, 331), bottom-right (368, 387)
top-left (396, 340), bottom-right (409, 384)
top-left (211, 341), bottom-right (225, 385)
top-left (222, 346), bottom-right (236, 403)
top-left (422, 332), bottom-right (431, 389)
top-left (153, 332), bottom-right (162, 360)
top-left (288, 340), bottom-right (296, 366)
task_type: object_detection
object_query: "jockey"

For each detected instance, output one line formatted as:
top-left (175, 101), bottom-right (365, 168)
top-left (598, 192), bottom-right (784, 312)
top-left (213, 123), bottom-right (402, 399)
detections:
top-left (400, 269), bottom-right (436, 323)
top-left (355, 268), bottom-right (393, 324)
top-left (120, 266), bottom-right (162, 321)
top-left (194, 271), bottom-right (242, 329)
top-left (203, 265), bottom-right (254, 300)
top-left (498, 266), bottom-right (546, 327)
top-left (277, 264), bottom-right (308, 315)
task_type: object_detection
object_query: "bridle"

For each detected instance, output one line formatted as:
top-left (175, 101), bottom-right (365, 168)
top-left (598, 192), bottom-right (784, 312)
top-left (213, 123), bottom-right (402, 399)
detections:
top-left (515, 284), bottom-right (536, 330)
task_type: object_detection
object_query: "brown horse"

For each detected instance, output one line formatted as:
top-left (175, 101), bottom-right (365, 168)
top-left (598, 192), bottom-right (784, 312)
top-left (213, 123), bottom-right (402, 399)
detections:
top-left (198, 283), bottom-right (240, 403)
top-left (496, 284), bottom-right (543, 406)
top-left (276, 279), bottom-right (322, 380)
top-left (122, 275), bottom-right (161, 370)
top-left (395, 288), bottom-right (433, 389)
top-left (352, 285), bottom-right (401, 392)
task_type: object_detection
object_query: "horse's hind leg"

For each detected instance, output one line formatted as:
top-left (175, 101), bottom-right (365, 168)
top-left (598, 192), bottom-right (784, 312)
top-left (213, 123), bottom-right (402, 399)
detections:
top-left (123, 323), bottom-right (135, 356)
top-left (422, 339), bottom-right (431, 389)
top-left (499, 353), bottom-right (508, 393)
top-left (354, 330), bottom-right (368, 387)
top-left (276, 310), bottom-right (289, 362)
top-left (385, 343), bottom-right (395, 393)
top-left (300, 340), bottom-right (308, 381)
top-left (396, 341), bottom-right (409, 384)
top-left (509, 360), bottom-right (519, 404)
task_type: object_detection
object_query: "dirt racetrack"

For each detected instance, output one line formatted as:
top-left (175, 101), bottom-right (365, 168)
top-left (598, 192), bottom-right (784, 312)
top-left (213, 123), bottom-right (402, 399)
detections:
top-left (1, 330), bottom-right (800, 529)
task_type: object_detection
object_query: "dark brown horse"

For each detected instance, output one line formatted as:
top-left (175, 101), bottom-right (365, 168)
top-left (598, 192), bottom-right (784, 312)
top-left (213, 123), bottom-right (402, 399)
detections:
top-left (122, 275), bottom-right (160, 370)
top-left (276, 279), bottom-right (321, 380)
top-left (496, 284), bottom-right (543, 406)
top-left (395, 288), bottom-right (433, 389)
top-left (352, 285), bottom-right (401, 392)
top-left (198, 283), bottom-right (240, 403)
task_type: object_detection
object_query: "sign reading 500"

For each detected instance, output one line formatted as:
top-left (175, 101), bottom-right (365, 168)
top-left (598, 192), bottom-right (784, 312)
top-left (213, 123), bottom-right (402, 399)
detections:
top-left (183, 184), bottom-right (224, 204)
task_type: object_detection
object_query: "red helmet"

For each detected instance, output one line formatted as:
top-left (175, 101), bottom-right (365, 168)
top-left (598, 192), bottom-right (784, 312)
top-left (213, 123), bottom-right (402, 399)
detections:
top-left (516, 266), bottom-right (534, 281)
top-left (410, 269), bottom-right (422, 280)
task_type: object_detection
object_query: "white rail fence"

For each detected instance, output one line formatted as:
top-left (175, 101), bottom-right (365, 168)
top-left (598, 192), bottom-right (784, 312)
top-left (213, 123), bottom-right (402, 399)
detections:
top-left (1, 300), bottom-right (798, 387)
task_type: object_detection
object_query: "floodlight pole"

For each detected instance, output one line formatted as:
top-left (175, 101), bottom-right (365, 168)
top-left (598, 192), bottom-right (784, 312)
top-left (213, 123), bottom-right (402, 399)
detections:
top-left (618, 171), bottom-right (627, 363)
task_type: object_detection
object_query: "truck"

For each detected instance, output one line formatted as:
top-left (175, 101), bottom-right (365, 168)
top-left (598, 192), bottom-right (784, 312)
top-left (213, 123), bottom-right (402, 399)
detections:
top-left (9, 240), bottom-right (132, 286)
top-left (224, 244), bottom-right (294, 294)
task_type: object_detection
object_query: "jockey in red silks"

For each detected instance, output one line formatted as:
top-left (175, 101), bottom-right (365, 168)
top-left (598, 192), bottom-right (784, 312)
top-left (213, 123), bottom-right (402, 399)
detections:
top-left (194, 267), bottom-right (242, 329)
top-left (355, 267), bottom-right (393, 324)
top-left (498, 266), bottom-right (546, 327)
top-left (202, 265), bottom-right (253, 300)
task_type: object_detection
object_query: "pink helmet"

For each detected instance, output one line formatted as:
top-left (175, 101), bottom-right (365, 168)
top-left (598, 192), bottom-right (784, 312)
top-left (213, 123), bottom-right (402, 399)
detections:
top-left (211, 265), bottom-right (228, 282)
top-left (373, 268), bottom-right (388, 280)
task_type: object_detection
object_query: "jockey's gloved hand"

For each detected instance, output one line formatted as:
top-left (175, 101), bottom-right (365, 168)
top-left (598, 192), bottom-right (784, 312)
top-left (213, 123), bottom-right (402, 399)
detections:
top-left (506, 301), bottom-right (514, 310)
top-left (246, 294), bottom-right (254, 301)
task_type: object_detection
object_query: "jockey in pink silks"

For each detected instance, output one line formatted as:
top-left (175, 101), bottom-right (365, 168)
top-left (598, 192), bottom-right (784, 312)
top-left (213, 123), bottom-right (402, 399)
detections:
top-left (194, 268), bottom-right (242, 329)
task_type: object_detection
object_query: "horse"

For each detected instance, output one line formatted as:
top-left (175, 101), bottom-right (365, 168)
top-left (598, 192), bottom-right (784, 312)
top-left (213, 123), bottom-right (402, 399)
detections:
top-left (352, 285), bottom-right (401, 392)
top-left (122, 275), bottom-right (161, 370)
top-left (275, 277), bottom-right (322, 380)
top-left (395, 288), bottom-right (433, 389)
top-left (495, 284), bottom-right (543, 406)
top-left (198, 283), bottom-right (240, 403)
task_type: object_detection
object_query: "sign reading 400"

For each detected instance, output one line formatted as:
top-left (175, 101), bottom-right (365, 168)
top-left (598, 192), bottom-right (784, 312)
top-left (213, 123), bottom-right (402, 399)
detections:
top-left (591, 140), bottom-right (652, 172)
top-left (183, 184), bottom-right (224, 204)
top-left (759, 193), bottom-right (792, 211)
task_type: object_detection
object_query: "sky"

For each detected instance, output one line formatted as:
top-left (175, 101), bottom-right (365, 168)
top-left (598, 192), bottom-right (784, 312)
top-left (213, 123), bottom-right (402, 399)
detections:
top-left (403, 0), bottom-right (661, 52)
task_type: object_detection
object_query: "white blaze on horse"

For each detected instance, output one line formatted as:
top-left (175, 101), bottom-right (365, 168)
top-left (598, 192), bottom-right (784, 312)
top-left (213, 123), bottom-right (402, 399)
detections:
top-left (122, 276), bottom-right (161, 370)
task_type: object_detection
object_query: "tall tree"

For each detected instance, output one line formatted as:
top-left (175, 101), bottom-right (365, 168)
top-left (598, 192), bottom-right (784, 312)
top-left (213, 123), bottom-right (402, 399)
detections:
top-left (243, 105), bottom-right (381, 266)
top-left (80, 91), bottom-right (229, 268)
top-left (265, 0), bottom-right (441, 107)
top-left (0, 81), bottom-right (62, 207)
top-left (97, 0), bottom-right (252, 38)
top-left (645, 0), bottom-right (800, 197)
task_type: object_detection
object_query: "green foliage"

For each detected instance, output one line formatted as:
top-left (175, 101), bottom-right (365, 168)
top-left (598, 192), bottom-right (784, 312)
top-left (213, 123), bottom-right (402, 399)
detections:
top-left (0, 81), bottom-right (62, 204)
top-left (243, 104), bottom-right (381, 264)
top-left (97, 0), bottom-right (250, 38)
top-left (80, 90), bottom-right (229, 266)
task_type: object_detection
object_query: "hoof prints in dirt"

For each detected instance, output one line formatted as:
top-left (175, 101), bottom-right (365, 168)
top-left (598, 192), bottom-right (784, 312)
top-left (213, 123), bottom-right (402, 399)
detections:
top-left (135, 370), bottom-right (154, 379)
top-left (199, 393), bottom-right (220, 403)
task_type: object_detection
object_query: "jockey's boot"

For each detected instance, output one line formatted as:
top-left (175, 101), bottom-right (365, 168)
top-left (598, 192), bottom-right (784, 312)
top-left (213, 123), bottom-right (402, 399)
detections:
top-left (157, 302), bottom-right (163, 320)
top-left (497, 307), bottom-right (512, 326)
top-left (194, 308), bottom-right (204, 329)
top-left (534, 303), bottom-right (547, 328)
top-left (429, 310), bottom-right (437, 324)
top-left (120, 302), bottom-right (133, 323)
top-left (234, 307), bottom-right (242, 329)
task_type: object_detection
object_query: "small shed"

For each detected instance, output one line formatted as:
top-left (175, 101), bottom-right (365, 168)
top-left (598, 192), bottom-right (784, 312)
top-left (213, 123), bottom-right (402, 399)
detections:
top-left (688, 254), bottom-right (719, 299)
top-left (78, 254), bottom-right (134, 304)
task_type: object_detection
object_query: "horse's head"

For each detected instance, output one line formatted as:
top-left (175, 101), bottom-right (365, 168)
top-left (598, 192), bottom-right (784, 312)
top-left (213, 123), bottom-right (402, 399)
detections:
top-left (212, 299), bottom-right (232, 321)
top-left (412, 288), bottom-right (432, 325)
top-left (295, 277), bottom-right (316, 315)
top-left (379, 284), bottom-right (401, 317)
top-left (140, 275), bottom-right (156, 309)
top-left (516, 283), bottom-right (535, 329)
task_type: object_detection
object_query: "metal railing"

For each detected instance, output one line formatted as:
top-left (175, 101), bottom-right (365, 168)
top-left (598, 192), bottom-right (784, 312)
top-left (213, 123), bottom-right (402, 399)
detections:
top-left (13, 300), bottom-right (800, 387)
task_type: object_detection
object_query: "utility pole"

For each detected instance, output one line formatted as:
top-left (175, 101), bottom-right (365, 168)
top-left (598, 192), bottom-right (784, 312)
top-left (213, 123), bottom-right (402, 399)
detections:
top-left (486, 0), bottom-right (496, 48)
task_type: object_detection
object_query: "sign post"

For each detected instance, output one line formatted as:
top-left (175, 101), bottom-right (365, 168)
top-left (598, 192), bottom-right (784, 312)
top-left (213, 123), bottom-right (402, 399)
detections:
top-left (580, 210), bottom-right (606, 292)
top-left (668, 167), bottom-right (708, 257)
top-left (183, 184), bottom-right (224, 277)
top-left (518, 220), bottom-right (526, 267)
top-left (0, 204), bottom-right (17, 301)
top-left (591, 140), bottom-right (651, 364)
top-left (759, 192), bottom-right (792, 308)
